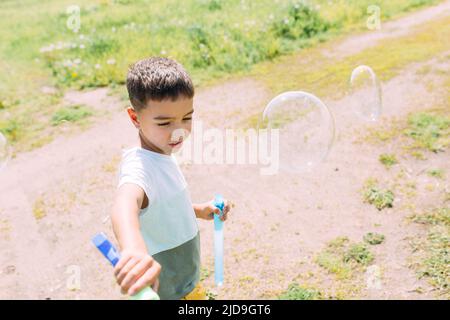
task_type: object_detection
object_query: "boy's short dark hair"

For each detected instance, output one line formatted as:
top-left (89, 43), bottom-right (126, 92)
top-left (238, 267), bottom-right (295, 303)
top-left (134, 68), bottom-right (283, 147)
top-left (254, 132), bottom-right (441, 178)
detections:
top-left (126, 57), bottom-right (194, 111)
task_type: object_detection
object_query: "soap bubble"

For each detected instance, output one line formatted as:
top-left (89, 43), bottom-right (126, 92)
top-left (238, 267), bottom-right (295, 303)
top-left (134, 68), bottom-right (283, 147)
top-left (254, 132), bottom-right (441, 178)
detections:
top-left (261, 91), bottom-right (335, 173)
top-left (350, 65), bottom-right (382, 122)
top-left (0, 132), bottom-right (11, 171)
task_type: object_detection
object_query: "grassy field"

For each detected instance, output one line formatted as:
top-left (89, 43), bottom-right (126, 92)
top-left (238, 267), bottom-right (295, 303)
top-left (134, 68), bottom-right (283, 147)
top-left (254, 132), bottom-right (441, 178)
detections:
top-left (0, 0), bottom-right (442, 152)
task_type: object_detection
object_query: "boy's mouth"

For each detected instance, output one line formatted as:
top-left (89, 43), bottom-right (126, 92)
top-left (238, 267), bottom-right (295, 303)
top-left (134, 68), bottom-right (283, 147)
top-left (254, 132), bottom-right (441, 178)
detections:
top-left (169, 140), bottom-right (183, 148)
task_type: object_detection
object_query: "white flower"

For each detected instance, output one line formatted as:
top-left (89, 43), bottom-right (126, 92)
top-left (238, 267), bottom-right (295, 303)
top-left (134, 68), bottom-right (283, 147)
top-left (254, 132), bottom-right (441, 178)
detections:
top-left (79, 34), bottom-right (85, 40)
top-left (39, 44), bottom-right (56, 53)
top-left (106, 58), bottom-right (116, 65)
top-left (95, 64), bottom-right (101, 69)
top-left (111, 27), bottom-right (116, 32)
top-left (284, 18), bottom-right (290, 24)
top-left (79, 44), bottom-right (85, 49)
top-left (160, 50), bottom-right (167, 55)
top-left (62, 60), bottom-right (73, 67)
top-left (74, 58), bottom-right (81, 64)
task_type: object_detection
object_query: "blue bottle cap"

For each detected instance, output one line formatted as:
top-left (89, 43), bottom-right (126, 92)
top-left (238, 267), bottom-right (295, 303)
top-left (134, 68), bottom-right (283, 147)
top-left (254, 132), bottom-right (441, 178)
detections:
top-left (213, 194), bottom-right (225, 231)
top-left (92, 233), bottom-right (120, 267)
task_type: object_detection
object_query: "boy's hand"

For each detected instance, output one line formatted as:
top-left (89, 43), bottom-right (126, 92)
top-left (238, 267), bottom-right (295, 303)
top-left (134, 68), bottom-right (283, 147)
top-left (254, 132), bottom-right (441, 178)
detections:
top-left (195, 199), bottom-right (232, 221)
top-left (113, 249), bottom-right (161, 296)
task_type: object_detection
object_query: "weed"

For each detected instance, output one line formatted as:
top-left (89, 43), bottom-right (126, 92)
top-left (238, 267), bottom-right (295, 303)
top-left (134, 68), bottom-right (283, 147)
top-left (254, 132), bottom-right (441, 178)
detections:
top-left (379, 153), bottom-right (398, 168)
top-left (51, 105), bottom-right (93, 125)
top-left (363, 179), bottom-right (395, 210)
top-left (277, 283), bottom-right (322, 300)
top-left (363, 232), bottom-right (385, 245)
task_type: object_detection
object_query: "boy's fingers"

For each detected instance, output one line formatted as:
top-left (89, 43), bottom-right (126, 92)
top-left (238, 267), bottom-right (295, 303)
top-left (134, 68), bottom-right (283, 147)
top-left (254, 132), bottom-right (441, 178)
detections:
top-left (210, 206), bottom-right (220, 215)
top-left (116, 257), bottom-right (139, 284)
top-left (120, 256), bottom-right (155, 294)
top-left (152, 278), bottom-right (160, 292)
top-left (128, 263), bottom-right (161, 296)
top-left (114, 254), bottom-right (133, 277)
top-left (219, 201), bottom-right (231, 221)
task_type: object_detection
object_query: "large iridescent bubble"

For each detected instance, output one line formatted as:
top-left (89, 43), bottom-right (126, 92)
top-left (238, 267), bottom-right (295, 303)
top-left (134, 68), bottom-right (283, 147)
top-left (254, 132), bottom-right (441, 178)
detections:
top-left (262, 91), bottom-right (335, 173)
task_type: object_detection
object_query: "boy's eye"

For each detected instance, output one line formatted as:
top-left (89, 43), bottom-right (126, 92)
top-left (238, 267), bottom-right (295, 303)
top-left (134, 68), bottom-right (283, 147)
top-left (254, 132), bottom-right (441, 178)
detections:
top-left (183, 118), bottom-right (192, 121)
top-left (157, 122), bottom-right (171, 126)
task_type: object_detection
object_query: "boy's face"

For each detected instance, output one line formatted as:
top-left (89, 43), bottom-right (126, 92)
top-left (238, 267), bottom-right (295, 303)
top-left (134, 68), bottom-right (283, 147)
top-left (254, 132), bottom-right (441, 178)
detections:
top-left (127, 96), bottom-right (194, 155)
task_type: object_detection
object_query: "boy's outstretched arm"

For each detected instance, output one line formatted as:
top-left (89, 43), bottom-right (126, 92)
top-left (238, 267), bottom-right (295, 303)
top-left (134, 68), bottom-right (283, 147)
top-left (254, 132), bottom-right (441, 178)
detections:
top-left (111, 183), bottom-right (161, 296)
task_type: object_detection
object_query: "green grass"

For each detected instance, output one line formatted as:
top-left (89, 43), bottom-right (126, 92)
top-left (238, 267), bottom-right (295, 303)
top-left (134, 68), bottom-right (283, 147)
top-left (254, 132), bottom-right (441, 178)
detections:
top-left (205, 289), bottom-right (217, 300)
top-left (315, 236), bottom-right (375, 280)
top-left (316, 251), bottom-right (353, 280)
top-left (404, 112), bottom-right (450, 153)
top-left (51, 105), bottom-right (93, 125)
top-left (0, 0), bottom-right (442, 152)
top-left (363, 178), bottom-right (395, 211)
top-left (278, 283), bottom-right (322, 300)
top-left (362, 108), bottom-right (450, 159)
top-left (344, 243), bottom-right (374, 265)
top-left (32, 197), bottom-right (46, 220)
top-left (411, 207), bottom-right (450, 226)
top-left (409, 207), bottom-right (449, 297)
top-left (379, 153), bottom-right (398, 168)
top-left (200, 266), bottom-right (211, 281)
top-left (363, 232), bottom-right (385, 245)
top-left (427, 169), bottom-right (445, 179)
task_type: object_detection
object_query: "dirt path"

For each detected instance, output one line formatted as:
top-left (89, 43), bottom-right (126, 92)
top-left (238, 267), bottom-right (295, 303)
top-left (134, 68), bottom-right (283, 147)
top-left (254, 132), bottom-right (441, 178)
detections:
top-left (0, 1), bottom-right (449, 299)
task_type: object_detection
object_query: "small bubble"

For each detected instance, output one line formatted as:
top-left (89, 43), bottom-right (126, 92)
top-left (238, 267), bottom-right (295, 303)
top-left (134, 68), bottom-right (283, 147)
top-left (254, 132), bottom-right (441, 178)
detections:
top-left (350, 65), bottom-right (382, 122)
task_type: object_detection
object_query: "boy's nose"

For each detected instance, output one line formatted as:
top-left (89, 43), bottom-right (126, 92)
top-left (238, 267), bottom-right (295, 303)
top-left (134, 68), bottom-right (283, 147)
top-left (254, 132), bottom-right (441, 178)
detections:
top-left (170, 127), bottom-right (189, 142)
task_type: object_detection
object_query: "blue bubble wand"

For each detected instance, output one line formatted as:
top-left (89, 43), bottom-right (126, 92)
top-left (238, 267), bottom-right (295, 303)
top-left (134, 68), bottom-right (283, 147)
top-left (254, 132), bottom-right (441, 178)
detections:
top-left (213, 194), bottom-right (225, 286)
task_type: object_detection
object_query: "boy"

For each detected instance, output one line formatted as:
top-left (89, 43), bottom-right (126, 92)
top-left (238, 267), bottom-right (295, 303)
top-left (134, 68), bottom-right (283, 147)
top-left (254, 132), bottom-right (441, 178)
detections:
top-left (111, 57), bottom-right (231, 300)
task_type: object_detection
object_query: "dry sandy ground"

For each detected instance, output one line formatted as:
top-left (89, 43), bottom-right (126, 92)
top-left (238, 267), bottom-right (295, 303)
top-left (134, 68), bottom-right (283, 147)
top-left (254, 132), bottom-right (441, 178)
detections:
top-left (0, 2), bottom-right (449, 299)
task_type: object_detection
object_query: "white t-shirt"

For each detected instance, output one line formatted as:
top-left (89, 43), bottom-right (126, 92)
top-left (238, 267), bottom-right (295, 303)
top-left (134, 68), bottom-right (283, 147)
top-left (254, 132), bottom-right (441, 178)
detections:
top-left (117, 146), bottom-right (199, 255)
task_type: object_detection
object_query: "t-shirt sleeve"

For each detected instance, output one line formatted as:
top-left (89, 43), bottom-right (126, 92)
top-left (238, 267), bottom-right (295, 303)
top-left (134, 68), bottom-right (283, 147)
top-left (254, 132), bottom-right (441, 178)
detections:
top-left (117, 155), bottom-right (153, 203)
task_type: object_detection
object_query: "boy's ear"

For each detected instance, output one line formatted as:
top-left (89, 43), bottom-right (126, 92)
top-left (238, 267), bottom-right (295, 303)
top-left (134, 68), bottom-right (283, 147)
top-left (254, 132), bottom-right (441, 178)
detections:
top-left (126, 106), bottom-right (140, 129)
